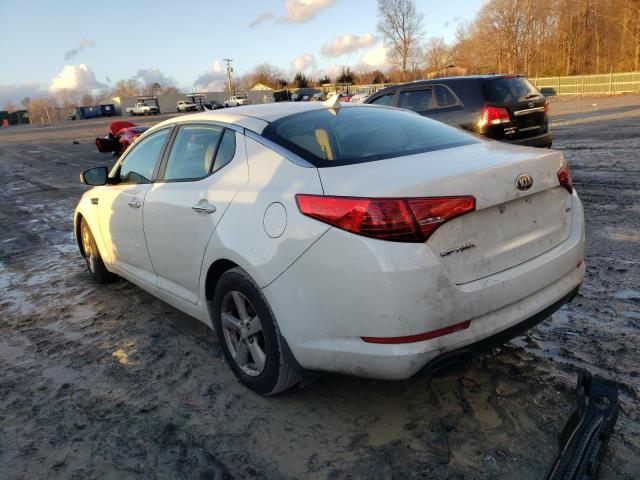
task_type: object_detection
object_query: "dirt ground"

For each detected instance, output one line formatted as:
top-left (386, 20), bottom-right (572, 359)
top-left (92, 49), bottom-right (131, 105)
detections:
top-left (0, 96), bottom-right (638, 480)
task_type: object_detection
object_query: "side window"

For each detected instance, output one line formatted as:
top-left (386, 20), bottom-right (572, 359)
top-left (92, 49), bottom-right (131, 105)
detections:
top-left (163, 125), bottom-right (224, 181)
top-left (118, 129), bottom-right (169, 184)
top-left (434, 85), bottom-right (459, 107)
top-left (211, 129), bottom-right (236, 173)
top-left (370, 93), bottom-right (394, 106)
top-left (397, 89), bottom-right (434, 112)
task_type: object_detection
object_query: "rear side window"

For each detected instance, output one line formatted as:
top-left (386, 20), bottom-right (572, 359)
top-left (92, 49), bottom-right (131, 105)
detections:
top-left (434, 85), bottom-right (459, 107)
top-left (262, 106), bottom-right (478, 167)
top-left (164, 125), bottom-right (224, 181)
top-left (211, 129), bottom-right (236, 173)
top-left (482, 77), bottom-right (541, 103)
top-left (370, 93), bottom-right (394, 106)
top-left (397, 89), bottom-right (434, 112)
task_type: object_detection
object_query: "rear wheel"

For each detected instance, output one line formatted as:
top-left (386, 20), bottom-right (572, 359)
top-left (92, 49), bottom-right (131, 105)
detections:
top-left (80, 219), bottom-right (115, 284)
top-left (212, 267), bottom-right (300, 395)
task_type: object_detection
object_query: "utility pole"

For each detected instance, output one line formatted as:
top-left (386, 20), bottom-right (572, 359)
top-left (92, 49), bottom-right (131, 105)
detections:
top-left (223, 59), bottom-right (234, 94)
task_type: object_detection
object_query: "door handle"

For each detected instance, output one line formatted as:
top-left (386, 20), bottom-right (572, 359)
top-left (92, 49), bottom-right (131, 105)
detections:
top-left (127, 199), bottom-right (142, 209)
top-left (191, 202), bottom-right (216, 214)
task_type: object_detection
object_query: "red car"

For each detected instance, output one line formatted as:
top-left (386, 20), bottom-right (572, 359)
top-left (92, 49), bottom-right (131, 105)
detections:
top-left (95, 121), bottom-right (149, 155)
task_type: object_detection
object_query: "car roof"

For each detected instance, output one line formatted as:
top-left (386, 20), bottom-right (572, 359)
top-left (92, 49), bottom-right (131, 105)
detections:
top-left (371, 74), bottom-right (520, 96)
top-left (150, 102), bottom-right (376, 134)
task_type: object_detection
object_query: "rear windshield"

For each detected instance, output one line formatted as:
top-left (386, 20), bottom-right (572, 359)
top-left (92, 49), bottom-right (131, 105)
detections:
top-left (482, 77), bottom-right (541, 103)
top-left (262, 106), bottom-right (478, 167)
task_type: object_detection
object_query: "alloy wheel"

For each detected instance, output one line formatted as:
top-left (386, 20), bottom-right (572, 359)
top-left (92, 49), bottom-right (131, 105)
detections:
top-left (221, 291), bottom-right (267, 376)
top-left (81, 224), bottom-right (96, 273)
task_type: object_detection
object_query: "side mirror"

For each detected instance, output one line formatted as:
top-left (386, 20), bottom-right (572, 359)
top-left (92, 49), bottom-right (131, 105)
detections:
top-left (80, 166), bottom-right (108, 186)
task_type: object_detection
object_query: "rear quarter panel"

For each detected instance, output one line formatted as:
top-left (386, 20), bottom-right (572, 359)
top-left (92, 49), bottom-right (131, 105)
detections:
top-left (198, 136), bottom-right (328, 293)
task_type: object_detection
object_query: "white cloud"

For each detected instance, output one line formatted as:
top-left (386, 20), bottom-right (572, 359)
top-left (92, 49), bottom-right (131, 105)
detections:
top-left (49, 64), bottom-right (106, 93)
top-left (321, 64), bottom-right (346, 79)
top-left (321, 33), bottom-right (376, 57)
top-left (133, 67), bottom-right (176, 86)
top-left (64, 39), bottom-right (95, 60)
top-left (283, 0), bottom-right (335, 23)
top-left (291, 53), bottom-right (317, 72)
top-left (0, 81), bottom-right (44, 105)
top-left (360, 43), bottom-right (390, 68)
top-left (194, 61), bottom-right (227, 91)
top-left (249, 12), bottom-right (275, 27)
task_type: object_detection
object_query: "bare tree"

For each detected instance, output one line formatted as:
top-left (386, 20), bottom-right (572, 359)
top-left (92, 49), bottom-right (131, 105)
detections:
top-left (3, 100), bottom-right (16, 112)
top-left (111, 79), bottom-right (140, 97)
top-left (249, 63), bottom-right (282, 89)
top-left (424, 37), bottom-right (450, 73)
top-left (377, 0), bottom-right (424, 79)
top-left (80, 94), bottom-right (94, 106)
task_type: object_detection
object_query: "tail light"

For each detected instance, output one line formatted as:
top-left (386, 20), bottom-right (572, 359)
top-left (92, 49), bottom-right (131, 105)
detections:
top-left (479, 106), bottom-right (510, 128)
top-left (295, 194), bottom-right (475, 242)
top-left (544, 99), bottom-right (549, 115)
top-left (557, 161), bottom-right (573, 193)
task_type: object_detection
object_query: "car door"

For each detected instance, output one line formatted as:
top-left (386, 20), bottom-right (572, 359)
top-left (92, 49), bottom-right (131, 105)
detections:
top-left (143, 123), bottom-right (248, 304)
top-left (433, 84), bottom-right (465, 127)
top-left (396, 87), bottom-right (437, 118)
top-left (97, 127), bottom-right (171, 284)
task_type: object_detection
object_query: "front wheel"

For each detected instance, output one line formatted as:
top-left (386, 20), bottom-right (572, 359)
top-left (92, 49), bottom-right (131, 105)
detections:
top-left (80, 219), bottom-right (115, 284)
top-left (212, 267), bottom-right (301, 395)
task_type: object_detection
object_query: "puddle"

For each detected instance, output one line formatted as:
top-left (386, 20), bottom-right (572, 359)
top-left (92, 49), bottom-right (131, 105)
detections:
top-left (0, 339), bottom-right (27, 364)
top-left (615, 290), bottom-right (640, 301)
top-left (42, 365), bottom-right (78, 385)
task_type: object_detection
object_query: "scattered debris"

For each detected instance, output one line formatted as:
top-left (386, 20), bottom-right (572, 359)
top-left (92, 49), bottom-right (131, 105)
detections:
top-left (545, 372), bottom-right (620, 480)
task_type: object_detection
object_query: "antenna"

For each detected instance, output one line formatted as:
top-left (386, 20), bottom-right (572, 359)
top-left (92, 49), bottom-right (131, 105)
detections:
top-left (323, 93), bottom-right (342, 108)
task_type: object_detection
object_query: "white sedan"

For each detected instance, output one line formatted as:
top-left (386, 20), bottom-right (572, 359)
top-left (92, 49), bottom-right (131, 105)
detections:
top-left (75, 102), bottom-right (585, 395)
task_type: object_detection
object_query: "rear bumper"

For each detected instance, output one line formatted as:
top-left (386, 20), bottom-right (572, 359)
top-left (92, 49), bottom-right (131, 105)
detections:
top-left (423, 284), bottom-right (580, 373)
top-left (503, 131), bottom-right (553, 148)
top-left (263, 191), bottom-right (584, 380)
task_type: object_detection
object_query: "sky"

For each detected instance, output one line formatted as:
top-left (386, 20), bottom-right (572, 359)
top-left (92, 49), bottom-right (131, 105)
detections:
top-left (0, 0), bottom-right (485, 105)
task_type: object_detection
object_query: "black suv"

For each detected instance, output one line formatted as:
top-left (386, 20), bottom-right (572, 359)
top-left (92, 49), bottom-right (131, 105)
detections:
top-left (365, 74), bottom-right (552, 148)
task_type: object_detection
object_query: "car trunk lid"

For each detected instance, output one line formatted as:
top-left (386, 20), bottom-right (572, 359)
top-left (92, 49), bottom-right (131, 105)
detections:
top-left (317, 141), bottom-right (572, 284)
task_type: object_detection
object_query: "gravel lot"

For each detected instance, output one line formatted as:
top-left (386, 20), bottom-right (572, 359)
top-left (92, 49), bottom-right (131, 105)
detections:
top-left (1, 96), bottom-right (638, 479)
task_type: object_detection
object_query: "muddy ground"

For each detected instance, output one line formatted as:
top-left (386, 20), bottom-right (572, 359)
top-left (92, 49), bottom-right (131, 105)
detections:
top-left (0, 96), bottom-right (638, 479)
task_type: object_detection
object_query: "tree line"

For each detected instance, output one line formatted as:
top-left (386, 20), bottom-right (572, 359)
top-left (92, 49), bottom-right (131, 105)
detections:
top-left (380, 0), bottom-right (640, 80)
top-left (7, 0), bottom-right (639, 124)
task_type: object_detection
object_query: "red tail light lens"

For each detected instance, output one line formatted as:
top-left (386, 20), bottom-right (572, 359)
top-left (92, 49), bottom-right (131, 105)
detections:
top-left (407, 197), bottom-right (476, 239)
top-left (295, 194), bottom-right (476, 242)
top-left (557, 161), bottom-right (573, 193)
top-left (479, 106), bottom-right (510, 128)
top-left (544, 99), bottom-right (549, 115)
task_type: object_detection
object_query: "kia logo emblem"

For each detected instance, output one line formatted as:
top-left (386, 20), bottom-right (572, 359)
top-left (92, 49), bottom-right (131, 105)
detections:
top-left (528, 101), bottom-right (534, 108)
top-left (515, 173), bottom-right (533, 191)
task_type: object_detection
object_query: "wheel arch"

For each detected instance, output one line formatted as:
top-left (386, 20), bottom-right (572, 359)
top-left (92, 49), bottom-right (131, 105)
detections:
top-left (204, 258), bottom-right (240, 319)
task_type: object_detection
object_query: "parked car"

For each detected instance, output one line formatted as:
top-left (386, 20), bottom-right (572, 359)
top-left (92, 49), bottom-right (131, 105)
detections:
top-left (225, 95), bottom-right (251, 107)
top-left (177, 100), bottom-right (199, 112)
top-left (203, 100), bottom-right (224, 110)
top-left (126, 102), bottom-right (159, 116)
top-left (365, 74), bottom-right (552, 148)
top-left (94, 121), bottom-right (149, 155)
top-left (339, 94), bottom-right (352, 102)
top-left (75, 102), bottom-right (584, 395)
top-left (350, 86), bottom-right (379, 104)
top-left (310, 92), bottom-right (325, 101)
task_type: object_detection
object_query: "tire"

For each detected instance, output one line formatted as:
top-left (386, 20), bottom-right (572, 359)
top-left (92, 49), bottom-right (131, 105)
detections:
top-left (212, 267), bottom-right (301, 395)
top-left (80, 218), bottom-right (115, 284)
